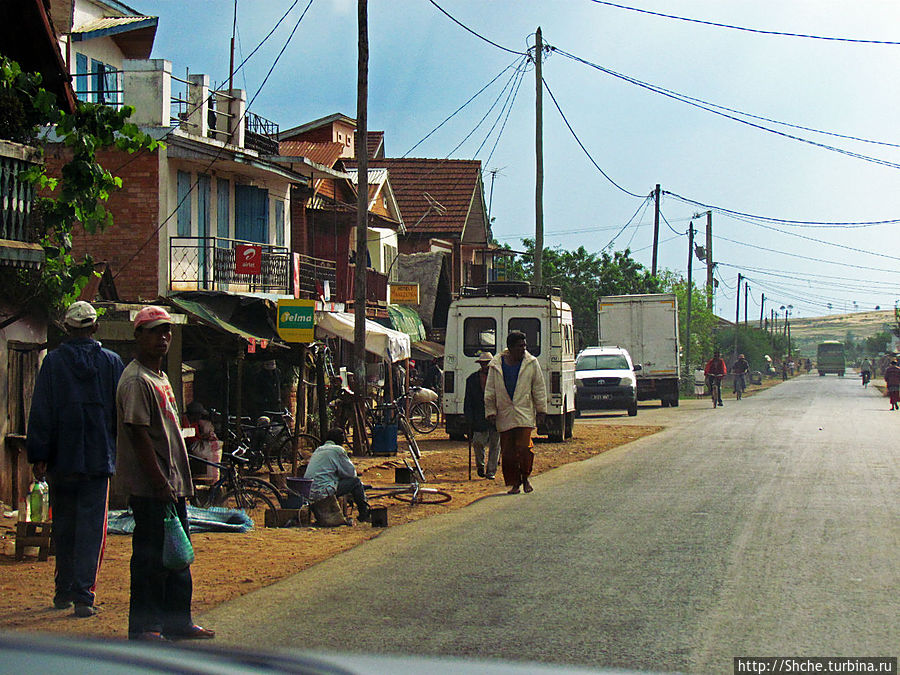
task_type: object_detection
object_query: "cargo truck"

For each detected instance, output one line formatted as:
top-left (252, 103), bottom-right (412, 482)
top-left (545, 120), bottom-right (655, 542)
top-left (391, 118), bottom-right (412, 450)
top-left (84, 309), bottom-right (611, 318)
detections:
top-left (596, 293), bottom-right (681, 407)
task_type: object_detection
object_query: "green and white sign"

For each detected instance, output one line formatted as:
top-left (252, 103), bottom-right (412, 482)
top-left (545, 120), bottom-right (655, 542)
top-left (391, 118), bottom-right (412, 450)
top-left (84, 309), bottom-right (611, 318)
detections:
top-left (277, 299), bottom-right (316, 343)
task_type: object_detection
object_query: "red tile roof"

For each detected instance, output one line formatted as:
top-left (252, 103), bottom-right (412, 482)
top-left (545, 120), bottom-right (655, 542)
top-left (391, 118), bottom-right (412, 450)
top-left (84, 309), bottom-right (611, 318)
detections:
top-left (367, 132), bottom-right (384, 159)
top-left (278, 140), bottom-right (344, 168)
top-left (345, 158), bottom-right (484, 235)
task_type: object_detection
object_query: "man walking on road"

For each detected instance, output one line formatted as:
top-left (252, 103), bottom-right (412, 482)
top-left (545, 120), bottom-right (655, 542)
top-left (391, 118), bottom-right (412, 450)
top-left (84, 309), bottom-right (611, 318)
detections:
top-left (116, 305), bottom-right (214, 642)
top-left (26, 301), bottom-right (124, 617)
top-left (883, 358), bottom-right (900, 410)
top-left (464, 351), bottom-right (499, 479)
top-left (484, 331), bottom-right (547, 495)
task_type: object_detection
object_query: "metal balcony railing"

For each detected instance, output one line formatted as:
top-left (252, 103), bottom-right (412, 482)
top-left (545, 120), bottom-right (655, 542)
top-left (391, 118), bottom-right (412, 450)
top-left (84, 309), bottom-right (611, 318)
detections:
top-left (345, 264), bottom-right (388, 305)
top-left (244, 111), bottom-right (279, 155)
top-left (169, 236), bottom-right (291, 294)
top-left (295, 253), bottom-right (337, 299)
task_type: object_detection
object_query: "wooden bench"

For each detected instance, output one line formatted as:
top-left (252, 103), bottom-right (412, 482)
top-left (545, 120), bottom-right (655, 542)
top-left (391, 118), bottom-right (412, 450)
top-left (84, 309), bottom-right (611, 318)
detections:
top-left (15, 521), bottom-right (52, 561)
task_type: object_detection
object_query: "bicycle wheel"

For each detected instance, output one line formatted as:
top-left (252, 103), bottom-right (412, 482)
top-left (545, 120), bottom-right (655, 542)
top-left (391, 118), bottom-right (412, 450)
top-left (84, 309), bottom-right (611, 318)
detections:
top-left (392, 487), bottom-right (451, 504)
top-left (409, 401), bottom-right (439, 434)
top-left (241, 477), bottom-right (286, 508)
top-left (217, 485), bottom-right (278, 524)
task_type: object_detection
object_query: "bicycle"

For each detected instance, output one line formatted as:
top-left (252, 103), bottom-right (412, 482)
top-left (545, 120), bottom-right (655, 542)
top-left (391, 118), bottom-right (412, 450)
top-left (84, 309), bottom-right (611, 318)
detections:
top-left (189, 450), bottom-right (284, 524)
top-left (364, 461), bottom-right (451, 505)
top-left (708, 374), bottom-right (724, 408)
top-left (861, 370), bottom-right (871, 388)
top-left (367, 399), bottom-right (427, 482)
top-left (733, 373), bottom-right (746, 400)
top-left (402, 387), bottom-right (440, 434)
top-left (254, 409), bottom-right (321, 472)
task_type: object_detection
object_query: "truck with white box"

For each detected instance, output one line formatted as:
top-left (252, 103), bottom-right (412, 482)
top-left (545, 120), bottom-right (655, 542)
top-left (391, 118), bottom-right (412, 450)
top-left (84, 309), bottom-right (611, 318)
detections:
top-left (596, 293), bottom-right (681, 407)
top-left (443, 281), bottom-right (577, 442)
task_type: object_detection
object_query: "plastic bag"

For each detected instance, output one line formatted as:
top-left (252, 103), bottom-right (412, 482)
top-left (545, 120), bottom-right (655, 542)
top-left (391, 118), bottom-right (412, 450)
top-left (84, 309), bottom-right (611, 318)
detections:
top-left (162, 503), bottom-right (195, 570)
top-left (412, 387), bottom-right (438, 403)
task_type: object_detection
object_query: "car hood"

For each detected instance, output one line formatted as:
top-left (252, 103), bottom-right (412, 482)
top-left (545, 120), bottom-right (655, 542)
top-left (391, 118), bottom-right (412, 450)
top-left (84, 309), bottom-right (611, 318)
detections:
top-left (575, 368), bottom-right (634, 381)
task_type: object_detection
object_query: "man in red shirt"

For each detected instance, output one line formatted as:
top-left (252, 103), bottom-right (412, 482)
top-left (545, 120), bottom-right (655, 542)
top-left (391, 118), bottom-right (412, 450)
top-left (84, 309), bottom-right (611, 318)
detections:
top-left (704, 350), bottom-right (728, 406)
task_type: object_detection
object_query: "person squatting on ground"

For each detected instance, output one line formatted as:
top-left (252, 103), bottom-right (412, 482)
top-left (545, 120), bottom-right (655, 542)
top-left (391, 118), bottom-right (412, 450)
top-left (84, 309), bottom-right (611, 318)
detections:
top-left (883, 358), bottom-right (900, 410)
top-left (116, 305), bottom-right (214, 642)
top-left (304, 428), bottom-right (371, 522)
top-left (26, 301), bottom-right (125, 618)
top-left (704, 350), bottom-right (727, 406)
top-left (464, 351), bottom-right (500, 480)
top-left (484, 331), bottom-right (547, 495)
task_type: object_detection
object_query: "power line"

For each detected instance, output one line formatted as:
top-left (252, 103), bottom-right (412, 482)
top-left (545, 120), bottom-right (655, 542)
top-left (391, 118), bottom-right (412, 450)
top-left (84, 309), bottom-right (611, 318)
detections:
top-left (427, 0), bottom-right (526, 55)
top-left (541, 75), bottom-right (647, 199)
top-left (714, 234), bottom-right (900, 274)
top-left (551, 48), bottom-right (900, 173)
top-left (587, 0), bottom-right (900, 45)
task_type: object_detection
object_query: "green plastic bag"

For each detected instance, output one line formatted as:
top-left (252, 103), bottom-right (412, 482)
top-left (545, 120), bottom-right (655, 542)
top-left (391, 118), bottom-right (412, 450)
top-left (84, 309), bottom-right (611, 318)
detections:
top-left (162, 503), bottom-right (194, 570)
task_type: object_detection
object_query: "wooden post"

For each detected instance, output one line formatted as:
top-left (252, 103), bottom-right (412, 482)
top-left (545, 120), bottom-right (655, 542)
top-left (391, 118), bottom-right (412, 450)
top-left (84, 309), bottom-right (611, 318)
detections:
top-left (533, 26), bottom-right (543, 288)
top-left (652, 183), bottom-right (661, 276)
top-left (685, 221), bottom-right (693, 376)
top-left (291, 344), bottom-right (306, 475)
top-left (354, 0), bottom-right (369, 398)
top-left (316, 348), bottom-right (328, 440)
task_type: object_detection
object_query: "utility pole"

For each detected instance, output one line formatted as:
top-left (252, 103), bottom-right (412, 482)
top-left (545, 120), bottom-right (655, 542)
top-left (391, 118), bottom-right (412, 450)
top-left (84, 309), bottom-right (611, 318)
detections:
top-left (734, 272), bottom-right (742, 365)
top-left (533, 27), bottom-right (544, 288)
top-left (705, 211), bottom-right (713, 310)
top-left (685, 221), bottom-right (694, 376)
top-left (744, 280), bottom-right (749, 325)
top-left (760, 293), bottom-right (765, 329)
top-left (353, 0), bottom-right (369, 397)
top-left (228, 0), bottom-right (238, 92)
top-left (651, 183), bottom-right (661, 276)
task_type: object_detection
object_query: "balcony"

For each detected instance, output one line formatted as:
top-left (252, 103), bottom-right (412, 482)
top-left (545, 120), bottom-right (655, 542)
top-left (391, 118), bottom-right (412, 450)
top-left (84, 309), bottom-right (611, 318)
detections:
top-left (344, 264), bottom-right (388, 306)
top-left (295, 253), bottom-right (337, 300)
top-left (169, 237), bottom-right (291, 294)
top-left (0, 140), bottom-right (44, 269)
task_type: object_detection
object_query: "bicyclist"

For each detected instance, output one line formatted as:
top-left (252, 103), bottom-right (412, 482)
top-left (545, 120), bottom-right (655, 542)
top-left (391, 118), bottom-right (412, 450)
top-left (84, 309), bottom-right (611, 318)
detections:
top-left (732, 353), bottom-right (750, 398)
top-left (704, 350), bottom-right (727, 406)
top-left (861, 358), bottom-right (873, 387)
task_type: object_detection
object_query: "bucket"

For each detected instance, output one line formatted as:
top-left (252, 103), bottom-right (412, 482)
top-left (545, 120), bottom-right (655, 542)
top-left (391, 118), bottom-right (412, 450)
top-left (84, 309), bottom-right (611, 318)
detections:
top-left (394, 466), bottom-right (413, 484)
top-left (284, 477), bottom-right (312, 508)
top-left (369, 506), bottom-right (388, 527)
top-left (371, 424), bottom-right (398, 456)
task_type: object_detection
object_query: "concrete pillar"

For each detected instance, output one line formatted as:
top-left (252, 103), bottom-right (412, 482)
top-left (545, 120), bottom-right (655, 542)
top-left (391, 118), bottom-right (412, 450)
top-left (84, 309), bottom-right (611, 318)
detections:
top-left (186, 74), bottom-right (209, 138)
top-left (226, 88), bottom-right (246, 148)
top-left (122, 59), bottom-right (171, 127)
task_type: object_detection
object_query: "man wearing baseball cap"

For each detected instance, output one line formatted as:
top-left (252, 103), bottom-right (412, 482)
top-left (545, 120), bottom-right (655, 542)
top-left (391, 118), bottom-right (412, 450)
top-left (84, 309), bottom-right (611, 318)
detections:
top-left (116, 305), bottom-right (214, 641)
top-left (464, 351), bottom-right (500, 479)
top-left (27, 301), bottom-right (125, 617)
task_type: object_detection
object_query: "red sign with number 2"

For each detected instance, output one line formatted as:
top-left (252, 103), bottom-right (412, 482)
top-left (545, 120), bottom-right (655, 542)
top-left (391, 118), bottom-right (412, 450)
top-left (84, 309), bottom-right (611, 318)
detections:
top-left (235, 244), bottom-right (262, 275)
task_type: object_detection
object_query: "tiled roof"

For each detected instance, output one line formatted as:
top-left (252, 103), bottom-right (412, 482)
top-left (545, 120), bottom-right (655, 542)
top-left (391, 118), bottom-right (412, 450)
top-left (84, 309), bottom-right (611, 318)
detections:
top-left (278, 140), bottom-right (344, 168)
top-left (346, 158), bottom-right (483, 234)
top-left (367, 132), bottom-right (384, 159)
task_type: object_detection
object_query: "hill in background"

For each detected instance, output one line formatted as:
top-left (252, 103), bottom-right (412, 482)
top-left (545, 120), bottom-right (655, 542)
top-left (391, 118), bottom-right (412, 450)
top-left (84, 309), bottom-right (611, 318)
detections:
top-left (785, 310), bottom-right (897, 357)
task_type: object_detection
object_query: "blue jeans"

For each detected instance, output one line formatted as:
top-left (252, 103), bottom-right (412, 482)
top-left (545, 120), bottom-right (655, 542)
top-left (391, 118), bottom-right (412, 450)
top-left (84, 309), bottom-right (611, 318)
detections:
top-left (336, 476), bottom-right (368, 513)
top-left (48, 474), bottom-right (109, 606)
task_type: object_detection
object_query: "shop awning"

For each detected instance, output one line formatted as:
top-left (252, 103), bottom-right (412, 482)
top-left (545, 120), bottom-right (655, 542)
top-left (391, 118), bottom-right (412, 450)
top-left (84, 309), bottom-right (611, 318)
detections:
top-left (315, 311), bottom-right (410, 363)
top-left (169, 293), bottom-right (287, 348)
top-left (412, 340), bottom-right (444, 360)
top-left (387, 304), bottom-right (426, 342)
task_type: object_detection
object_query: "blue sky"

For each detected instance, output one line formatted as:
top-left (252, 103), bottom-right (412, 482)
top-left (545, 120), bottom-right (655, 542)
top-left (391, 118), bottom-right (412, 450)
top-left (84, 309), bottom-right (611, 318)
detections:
top-left (134, 1), bottom-right (900, 320)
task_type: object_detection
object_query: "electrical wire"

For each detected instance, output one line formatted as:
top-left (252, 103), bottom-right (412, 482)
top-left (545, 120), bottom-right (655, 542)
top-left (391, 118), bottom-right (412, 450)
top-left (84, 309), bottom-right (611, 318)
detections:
top-left (551, 48), bottom-right (900, 173)
top-left (659, 209), bottom-right (684, 236)
top-left (587, 1), bottom-right (900, 45)
top-left (427, 0), bottom-right (526, 55)
top-left (472, 56), bottom-right (528, 160)
top-left (602, 195), bottom-right (653, 250)
top-left (714, 234), bottom-right (900, 274)
top-left (541, 75), bottom-right (647, 199)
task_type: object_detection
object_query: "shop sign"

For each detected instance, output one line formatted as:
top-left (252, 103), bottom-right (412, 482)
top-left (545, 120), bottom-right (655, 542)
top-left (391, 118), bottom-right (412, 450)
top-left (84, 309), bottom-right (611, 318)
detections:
top-left (235, 244), bottom-right (262, 275)
top-left (276, 299), bottom-right (316, 343)
top-left (389, 283), bottom-right (419, 304)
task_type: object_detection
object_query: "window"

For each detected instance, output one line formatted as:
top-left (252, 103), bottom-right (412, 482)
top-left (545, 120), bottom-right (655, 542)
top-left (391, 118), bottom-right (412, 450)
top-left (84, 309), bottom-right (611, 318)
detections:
top-left (75, 53), bottom-right (88, 101)
top-left (576, 354), bottom-right (630, 371)
top-left (234, 185), bottom-right (269, 243)
top-left (508, 317), bottom-right (541, 356)
top-left (216, 179), bottom-right (230, 239)
top-left (176, 171), bottom-right (192, 236)
top-left (463, 318), bottom-right (496, 357)
top-left (383, 244), bottom-right (397, 281)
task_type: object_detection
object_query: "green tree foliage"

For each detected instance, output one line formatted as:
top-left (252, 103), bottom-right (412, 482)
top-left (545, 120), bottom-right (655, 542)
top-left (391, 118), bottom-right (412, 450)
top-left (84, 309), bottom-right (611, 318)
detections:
top-left (501, 239), bottom-right (661, 347)
top-left (0, 56), bottom-right (158, 317)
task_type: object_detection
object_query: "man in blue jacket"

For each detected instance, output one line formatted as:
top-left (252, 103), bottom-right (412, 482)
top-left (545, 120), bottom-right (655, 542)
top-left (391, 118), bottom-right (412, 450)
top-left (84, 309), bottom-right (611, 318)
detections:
top-left (27, 301), bottom-right (124, 617)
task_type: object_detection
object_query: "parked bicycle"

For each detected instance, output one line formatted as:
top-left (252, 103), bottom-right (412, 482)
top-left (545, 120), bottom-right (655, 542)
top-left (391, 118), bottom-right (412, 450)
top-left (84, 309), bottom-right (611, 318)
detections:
top-left (365, 461), bottom-right (451, 505)
top-left (401, 386), bottom-right (440, 434)
top-left (253, 409), bottom-right (321, 472)
top-left (189, 450), bottom-right (284, 524)
top-left (366, 398), bottom-right (426, 482)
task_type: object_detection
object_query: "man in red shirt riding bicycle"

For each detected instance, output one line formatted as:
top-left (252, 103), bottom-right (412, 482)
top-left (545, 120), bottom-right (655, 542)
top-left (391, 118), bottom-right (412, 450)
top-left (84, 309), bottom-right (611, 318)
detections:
top-left (704, 350), bottom-right (728, 407)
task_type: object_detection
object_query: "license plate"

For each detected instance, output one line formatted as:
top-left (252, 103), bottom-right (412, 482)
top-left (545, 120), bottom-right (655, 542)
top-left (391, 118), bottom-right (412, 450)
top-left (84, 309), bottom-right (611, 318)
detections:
top-left (591, 394), bottom-right (612, 401)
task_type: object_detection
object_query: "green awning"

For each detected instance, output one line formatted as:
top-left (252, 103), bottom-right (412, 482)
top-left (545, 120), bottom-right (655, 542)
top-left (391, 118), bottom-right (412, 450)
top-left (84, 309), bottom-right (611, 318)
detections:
top-left (169, 293), bottom-right (287, 348)
top-left (387, 304), bottom-right (426, 343)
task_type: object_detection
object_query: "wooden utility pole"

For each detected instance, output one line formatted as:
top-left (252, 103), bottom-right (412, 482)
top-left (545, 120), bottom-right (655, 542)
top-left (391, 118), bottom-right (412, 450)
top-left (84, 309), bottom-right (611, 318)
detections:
top-left (706, 211), bottom-right (714, 310)
top-left (734, 272), bottom-right (742, 364)
top-left (685, 221), bottom-right (694, 375)
top-left (353, 0), bottom-right (369, 396)
top-left (651, 184), bottom-right (661, 275)
top-left (744, 280), bottom-right (749, 325)
top-left (533, 27), bottom-right (544, 288)
top-left (228, 0), bottom-right (238, 92)
top-left (760, 293), bottom-right (765, 329)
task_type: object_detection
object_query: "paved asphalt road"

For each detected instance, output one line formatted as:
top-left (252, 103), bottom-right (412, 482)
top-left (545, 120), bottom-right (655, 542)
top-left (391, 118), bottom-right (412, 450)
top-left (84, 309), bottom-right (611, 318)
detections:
top-left (200, 375), bottom-right (898, 673)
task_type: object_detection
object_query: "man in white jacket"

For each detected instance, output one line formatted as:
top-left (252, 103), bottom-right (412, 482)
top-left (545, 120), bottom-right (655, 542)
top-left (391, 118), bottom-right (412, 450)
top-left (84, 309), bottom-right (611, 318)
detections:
top-left (484, 331), bottom-right (547, 494)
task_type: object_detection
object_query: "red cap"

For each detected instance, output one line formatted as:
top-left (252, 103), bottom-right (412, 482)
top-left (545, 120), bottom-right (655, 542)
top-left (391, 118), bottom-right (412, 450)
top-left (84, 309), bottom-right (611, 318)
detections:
top-left (134, 305), bottom-right (174, 331)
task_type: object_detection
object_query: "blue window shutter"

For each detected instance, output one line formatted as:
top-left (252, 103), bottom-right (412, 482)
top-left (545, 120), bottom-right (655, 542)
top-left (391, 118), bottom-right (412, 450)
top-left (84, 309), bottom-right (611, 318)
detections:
top-left (275, 200), bottom-right (284, 247)
top-left (75, 53), bottom-right (88, 100)
top-left (235, 185), bottom-right (269, 243)
top-left (176, 171), bottom-right (192, 236)
top-left (198, 174), bottom-right (211, 238)
top-left (91, 59), bottom-right (102, 103)
top-left (217, 179), bottom-right (230, 239)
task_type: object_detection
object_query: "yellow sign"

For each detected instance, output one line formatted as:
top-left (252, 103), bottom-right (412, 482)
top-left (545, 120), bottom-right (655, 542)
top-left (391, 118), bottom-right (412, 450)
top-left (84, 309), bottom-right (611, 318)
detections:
top-left (276, 299), bottom-right (316, 343)
top-left (389, 283), bottom-right (419, 305)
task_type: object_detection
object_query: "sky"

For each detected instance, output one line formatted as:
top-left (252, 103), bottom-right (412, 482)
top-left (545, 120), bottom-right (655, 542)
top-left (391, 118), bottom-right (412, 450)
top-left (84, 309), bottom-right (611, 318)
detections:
top-left (132, 0), bottom-right (900, 321)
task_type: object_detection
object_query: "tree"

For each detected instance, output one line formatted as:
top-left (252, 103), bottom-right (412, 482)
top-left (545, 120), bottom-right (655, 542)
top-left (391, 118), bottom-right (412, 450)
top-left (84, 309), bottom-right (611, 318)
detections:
top-left (0, 55), bottom-right (158, 319)
top-left (503, 239), bottom-right (661, 347)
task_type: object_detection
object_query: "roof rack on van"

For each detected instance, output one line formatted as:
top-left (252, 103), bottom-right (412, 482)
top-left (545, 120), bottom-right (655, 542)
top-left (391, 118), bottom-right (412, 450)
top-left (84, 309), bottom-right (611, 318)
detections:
top-left (459, 281), bottom-right (562, 299)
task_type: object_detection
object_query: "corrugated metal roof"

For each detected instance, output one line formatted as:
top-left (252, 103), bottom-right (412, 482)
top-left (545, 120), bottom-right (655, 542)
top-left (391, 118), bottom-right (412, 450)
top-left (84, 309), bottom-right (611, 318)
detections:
top-left (71, 15), bottom-right (150, 33)
top-left (278, 140), bottom-right (344, 168)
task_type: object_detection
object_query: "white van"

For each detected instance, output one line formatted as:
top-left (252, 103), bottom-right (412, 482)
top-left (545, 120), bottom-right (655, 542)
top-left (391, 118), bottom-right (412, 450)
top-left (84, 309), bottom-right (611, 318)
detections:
top-left (442, 281), bottom-right (577, 441)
